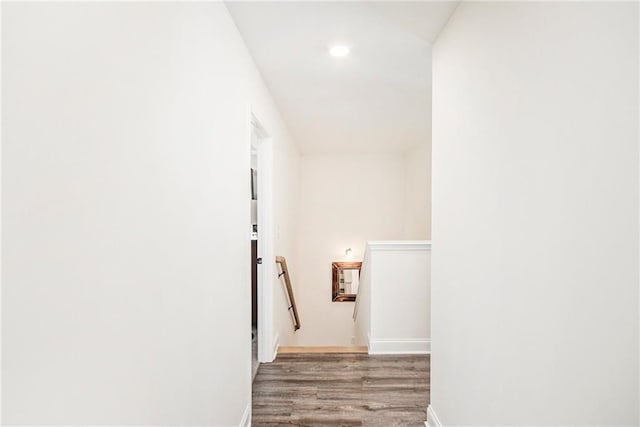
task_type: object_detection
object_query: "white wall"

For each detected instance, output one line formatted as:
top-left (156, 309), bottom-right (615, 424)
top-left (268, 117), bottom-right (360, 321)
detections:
top-left (291, 154), bottom-right (406, 345)
top-left (289, 152), bottom-right (430, 346)
top-left (431, 2), bottom-right (638, 425)
top-left (354, 241), bottom-right (431, 354)
top-left (370, 244), bottom-right (430, 353)
top-left (2, 2), bottom-right (299, 425)
top-left (404, 141), bottom-right (431, 239)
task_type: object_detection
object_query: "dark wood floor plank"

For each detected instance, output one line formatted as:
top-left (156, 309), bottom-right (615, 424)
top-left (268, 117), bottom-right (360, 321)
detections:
top-left (252, 353), bottom-right (429, 426)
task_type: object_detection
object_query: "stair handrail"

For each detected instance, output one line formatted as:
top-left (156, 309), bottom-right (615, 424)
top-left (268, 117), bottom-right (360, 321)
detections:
top-left (275, 256), bottom-right (301, 331)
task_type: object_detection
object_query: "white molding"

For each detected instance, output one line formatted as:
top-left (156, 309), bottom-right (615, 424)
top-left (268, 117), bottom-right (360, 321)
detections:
top-left (352, 248), bottom-right (371, 320)
top-left (355, 240), bottom-right (429, 319)
top-left (239, 402), bottom-right (251, 427)
top-left (271, 333), bottom-right (279, 361)
top-left (368, 338), bottom-right (431, 354)
top-left (252, 111), bottom-right (275, 364)
top-left (426, 405), bottom-right (442, 427)
top-left (366, 240), bottom-right (431, 252)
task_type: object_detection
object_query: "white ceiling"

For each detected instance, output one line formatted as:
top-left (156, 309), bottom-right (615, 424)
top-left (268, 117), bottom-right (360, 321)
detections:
top-left (227, 1), bottom-right (459, 154)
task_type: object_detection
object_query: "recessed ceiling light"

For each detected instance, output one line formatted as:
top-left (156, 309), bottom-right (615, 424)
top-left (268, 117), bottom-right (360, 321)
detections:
top-left (329, 45), bottom-right (350, 58)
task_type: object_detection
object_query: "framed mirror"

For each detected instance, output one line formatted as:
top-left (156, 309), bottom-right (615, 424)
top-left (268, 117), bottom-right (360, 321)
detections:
top-left (332, 261), bottom-right (362, 302)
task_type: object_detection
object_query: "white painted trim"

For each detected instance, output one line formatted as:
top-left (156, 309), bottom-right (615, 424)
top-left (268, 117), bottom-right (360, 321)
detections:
top-left (355, 241), bottom-right (428, 320)
top-left (368, 338), bottom-right (431, 354)
top-left (366, 240), bottom-right (431, 252)
top-left (637, 7), bottom-right (640, 426)
top-left (352, 248), bottom-right (371, 320)
top-left (239, 402), bottom-right (251, 427)
top-left (426, 405), bottom-right (442, 427)
top-left (272, 333), bottom-right (279, 360)
top-left (252, 112), bottom-right (275, 364)
top-left (0, 3), bottom-right (4, 419)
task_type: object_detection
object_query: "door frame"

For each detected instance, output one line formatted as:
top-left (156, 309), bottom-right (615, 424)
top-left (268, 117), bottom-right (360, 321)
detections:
top-left (250, 111), bottom-right (276, 363)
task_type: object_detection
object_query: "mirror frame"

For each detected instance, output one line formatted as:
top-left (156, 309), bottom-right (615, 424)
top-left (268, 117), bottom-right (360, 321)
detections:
top-left (332, 261), bottom-right (362, 302)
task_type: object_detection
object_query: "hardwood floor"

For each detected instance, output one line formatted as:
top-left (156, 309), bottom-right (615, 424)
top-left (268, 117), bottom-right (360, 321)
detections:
top-left (252, 353), bottom-right (430, 426)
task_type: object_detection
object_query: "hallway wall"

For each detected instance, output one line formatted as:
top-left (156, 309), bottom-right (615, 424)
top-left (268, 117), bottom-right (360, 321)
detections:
top-left (403, 140), bottom-right (431, 239)
top-left (289, 152), bottom-right (429, 346)
top-left (2, 2), bottom-right (299, 425)
top-left (431, 2), bottom-right (639, 425)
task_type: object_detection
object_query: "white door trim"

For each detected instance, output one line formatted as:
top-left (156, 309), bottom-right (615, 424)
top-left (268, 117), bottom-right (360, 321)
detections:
top-left (426, 405), bottom-right (443, 427)
top-left (251, 112), bottom-right (276, 363)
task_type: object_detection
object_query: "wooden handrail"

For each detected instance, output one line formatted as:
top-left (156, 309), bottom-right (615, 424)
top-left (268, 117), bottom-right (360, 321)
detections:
top-left (276, 256), bottom-right (301, 331)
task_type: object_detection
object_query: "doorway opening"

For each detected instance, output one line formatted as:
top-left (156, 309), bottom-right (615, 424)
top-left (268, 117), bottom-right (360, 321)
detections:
top-left (250, 135), bottom-right (259, 379)
top-left (250, 113), bottom-right (276, 381)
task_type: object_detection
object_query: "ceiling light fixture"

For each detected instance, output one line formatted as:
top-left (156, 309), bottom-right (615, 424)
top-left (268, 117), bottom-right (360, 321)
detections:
top-left (329, 45), bottom-right (350, 58)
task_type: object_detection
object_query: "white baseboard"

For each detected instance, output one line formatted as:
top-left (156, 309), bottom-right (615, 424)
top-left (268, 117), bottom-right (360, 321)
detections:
top-left (426, 405), bottom-right (442, 427)
top-left (239, 402), bottom-right (251, 427)
top-left (368, 338), bottom-right (431, 354)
